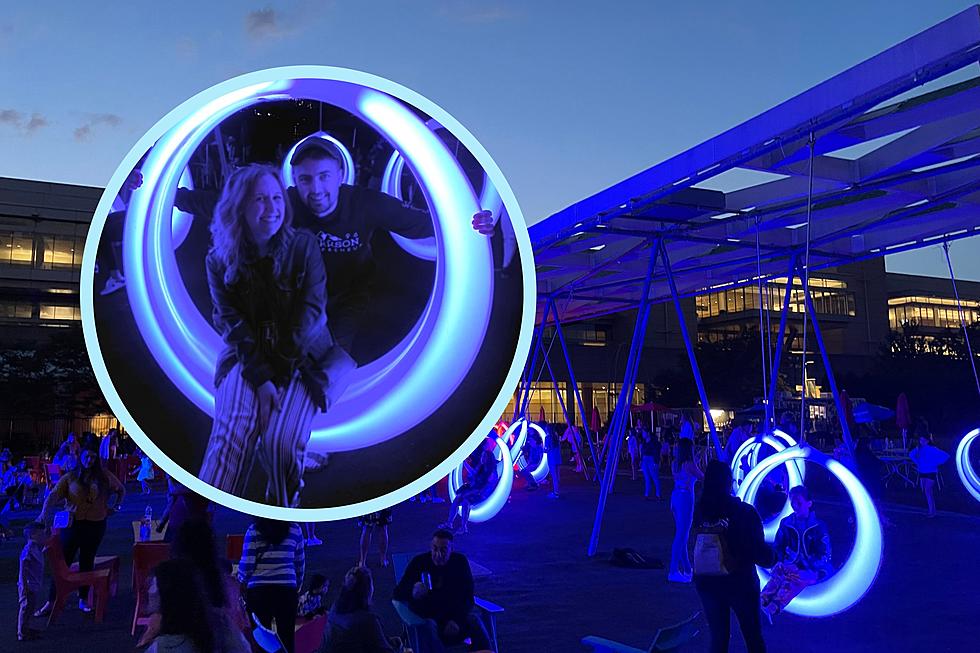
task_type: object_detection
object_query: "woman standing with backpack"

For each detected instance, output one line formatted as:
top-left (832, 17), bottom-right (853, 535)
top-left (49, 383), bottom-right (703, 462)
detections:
top-left (692, 460), bottom-right (775, 653)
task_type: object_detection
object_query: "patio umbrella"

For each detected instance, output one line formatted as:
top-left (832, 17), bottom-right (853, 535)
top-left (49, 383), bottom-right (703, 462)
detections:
top-left (896, 392), bottom-right (912, 449)
top-left (591, 406), bottom-right (601, 432)
top-left (853, 402), bottom-right (895, 424)
top-left (538, 405), bottom-right (547, 424)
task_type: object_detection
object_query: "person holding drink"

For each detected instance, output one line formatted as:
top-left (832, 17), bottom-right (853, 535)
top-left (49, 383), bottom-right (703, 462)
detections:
top-left (393, 529), bottom-right (492, 651)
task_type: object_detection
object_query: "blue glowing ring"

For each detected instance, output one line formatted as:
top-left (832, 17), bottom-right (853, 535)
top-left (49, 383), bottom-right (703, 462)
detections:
top-left (730, 431), bottom-right (803, 540)
top-left (514, 421), bottom-right (549, 483)
top-left (502, 419), bottom-right (528, 460)
top-left (123, 77), bottom-right (493, 451)
top-left (737, 446), bottom-right (883, 617)
top-left (956, 428), bottom-right (980, 503)
top-left (447, 437), bottom-right (514, 523)
top-left (171, 167), bottom-right (194, 249)
top-left (731, 429), bottom-right (805, 489)
top-left (281, 131), bottom-right (356, 188)
top-left (80, 67), bottom-right (536, 521)
top-left (381, 119), bottom-right (503, 262)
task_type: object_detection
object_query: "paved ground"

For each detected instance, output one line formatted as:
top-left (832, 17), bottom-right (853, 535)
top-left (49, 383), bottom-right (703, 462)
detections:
top-left (1, 465), bottom-right (978, 652)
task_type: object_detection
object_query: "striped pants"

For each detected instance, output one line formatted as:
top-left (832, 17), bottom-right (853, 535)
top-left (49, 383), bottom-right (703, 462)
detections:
top-left (199, 365), bottom-right (318, 507)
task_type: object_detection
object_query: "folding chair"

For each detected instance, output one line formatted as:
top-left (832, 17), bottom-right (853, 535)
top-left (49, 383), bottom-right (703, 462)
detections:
top-left (582, 611), bottom-right (701, 652)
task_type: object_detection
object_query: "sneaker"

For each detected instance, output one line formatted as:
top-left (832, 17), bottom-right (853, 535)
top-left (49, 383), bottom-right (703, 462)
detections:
top-left (547, 492), bottom-right (559, 499)
top-left (304, 453), bottom-right (330, 473)
top-left (667, 571), bottom-right (692, 584)
top-left (78, 599), bottom-right (93, 613)
top-left (100, 275), bottom-right (125, 296)
top-left (308, 536), bottom-right (323, 546)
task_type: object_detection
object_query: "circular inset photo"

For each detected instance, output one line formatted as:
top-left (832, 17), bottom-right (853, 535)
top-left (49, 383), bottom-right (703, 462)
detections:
top-left (81, 67), bottom-right (534, 520)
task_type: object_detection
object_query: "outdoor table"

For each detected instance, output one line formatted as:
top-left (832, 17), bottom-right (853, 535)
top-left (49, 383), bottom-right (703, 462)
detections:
top-left (880, 455), bottom-right (917, 489)
top-left (132, 520), bottom-right (168, 543)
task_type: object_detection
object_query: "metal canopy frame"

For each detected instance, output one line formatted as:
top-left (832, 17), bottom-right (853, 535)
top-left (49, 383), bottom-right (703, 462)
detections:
top-left (519, 6), bottom-right (980, 555)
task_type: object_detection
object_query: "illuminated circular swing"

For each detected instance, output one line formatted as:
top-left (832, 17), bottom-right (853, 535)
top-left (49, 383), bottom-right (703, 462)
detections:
top-left (730, 429), bottom-right (804, 540)
top-left (956, 428), bottom-right (980, 502)
top-left (120, 72), bottom-right (498, 454)
top-left (737, 446), bottom-right (884, 617)
top-left (512, 419), bottom-right (550, 484)
top-left (381, 120), bottom-right (503, 262)
top-left (447, 436), bottom-right (514, 523)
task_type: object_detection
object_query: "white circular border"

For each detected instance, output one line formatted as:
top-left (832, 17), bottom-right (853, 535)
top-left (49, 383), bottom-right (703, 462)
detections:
top-left (80, 66), bottom-right (536, 521)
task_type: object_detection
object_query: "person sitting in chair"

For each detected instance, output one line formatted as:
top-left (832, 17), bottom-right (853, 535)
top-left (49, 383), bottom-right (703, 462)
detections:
top-left (393, 529), bottom-right (493, 652)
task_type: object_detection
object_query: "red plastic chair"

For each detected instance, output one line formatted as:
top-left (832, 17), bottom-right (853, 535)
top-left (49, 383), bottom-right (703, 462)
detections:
top-left (43, 536), bottom-right (111, 625)
top-left (131, 542), bottom-right (171, 635)
top-left (71, 554), bottom-right (120, 597)
top-left (226, 533), bottom-right (245, 564)
top-left (295, 614), bottom-right (328, 653)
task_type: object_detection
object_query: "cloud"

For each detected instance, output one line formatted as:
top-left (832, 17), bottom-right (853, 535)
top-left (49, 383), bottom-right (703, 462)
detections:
top-left (245, 7), bottom-right (287, 41)
top-left (175, 36), bottom-right (199, 61)
top-left (73, 113), bottom-right (123, 142)
top-left (437, 1), bottom-right (520, 24)
top-left (0, 109), bottom-right (49, 135)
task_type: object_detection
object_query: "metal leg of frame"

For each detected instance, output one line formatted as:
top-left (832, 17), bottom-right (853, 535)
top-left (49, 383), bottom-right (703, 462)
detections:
top-left (588, 241), bottom-right (659, 557)
top-left (801, 284), bottom-right (855, 454)
top-left (553, 309), bottom-right (601, 480)
top-left (660, 241), bottom-right (723, 460)
top-left (516, 298), bottom-right (553, 420)
top-left (767, 255), bottom-right (799, 430)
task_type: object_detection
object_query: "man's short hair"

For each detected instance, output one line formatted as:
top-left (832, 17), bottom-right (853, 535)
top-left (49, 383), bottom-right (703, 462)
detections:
top-left (290, 139), bottom-right (344, 169)
top-left (432, 528), bottom-right (454, 541)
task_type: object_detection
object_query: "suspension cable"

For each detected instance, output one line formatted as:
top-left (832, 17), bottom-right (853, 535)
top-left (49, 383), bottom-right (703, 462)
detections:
top-left (943, 241), bottom-right (980, 397)
top-left (799, 133), bottom-right (815, 443)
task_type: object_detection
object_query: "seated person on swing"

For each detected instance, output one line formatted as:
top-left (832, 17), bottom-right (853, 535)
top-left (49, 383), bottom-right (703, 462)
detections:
top-left (440, 439), bottom-right (498, 534)
top-left (761, 485), bottom-right (832, 620)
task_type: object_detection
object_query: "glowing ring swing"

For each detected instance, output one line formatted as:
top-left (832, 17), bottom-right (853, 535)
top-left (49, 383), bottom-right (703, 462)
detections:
top-left (281, 131), bottom-right (357, 188)
top-left (956, 428), bottom-right (980, 503)
top-left (730, 431), bottom-right (804, 540)
top-left (447, 437), bottom-right (514, 523)
top-left (513, 420), bottom-right (550, 483)
top-left (381, 120), bottom-right (503, 262)
top-left (731, 429), bottom-right (806, 486)
top-left (737, 446), bottom-right (883, 617)
top-left (120, 75), bottom-right (496, 454)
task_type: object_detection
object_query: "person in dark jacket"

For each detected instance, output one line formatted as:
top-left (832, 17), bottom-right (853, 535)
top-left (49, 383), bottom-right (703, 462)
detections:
top-left (693, 460), bottom-right (775, 653)
top-left (175, 138), bottom-right (496, 363)
top-left (393, 529), bottom-right (492, 651)
top-left (198, 164), bottom-right (353, 507)
top-left (323, 566), bottom-right (398, 653)
top-left (761, 485), bottom-right (832, 619)
top-left (441, 439), bottom-right (499, 534)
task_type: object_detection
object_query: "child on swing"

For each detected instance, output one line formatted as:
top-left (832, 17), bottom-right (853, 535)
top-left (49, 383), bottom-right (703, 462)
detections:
top-left (761, 485), bottom-right (832, 620)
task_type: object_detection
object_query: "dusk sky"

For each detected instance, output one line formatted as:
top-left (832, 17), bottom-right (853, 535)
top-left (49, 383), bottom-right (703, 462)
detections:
top-left (1, 1), bottom-right (978, 277)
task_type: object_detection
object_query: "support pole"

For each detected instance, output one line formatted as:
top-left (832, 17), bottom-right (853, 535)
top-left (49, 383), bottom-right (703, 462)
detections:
top-left (553, 308), bottom-right (601, 479)
top-left (516, 298), bottom-right (552, 420)
top-left (588, 241), bottom-right (659, 557)
top-left (766, 255), bottom-right (799, 428)
top-left (801, 284), bottom-right (854, 454)
top-left (660, 241), bottom-right (723, 460)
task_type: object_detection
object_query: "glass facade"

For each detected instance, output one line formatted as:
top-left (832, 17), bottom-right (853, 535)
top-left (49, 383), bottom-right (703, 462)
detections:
top-left (0, 229), bottom-right (84, 270)
top-left (888, 295), bottom-right (980, 330)
top-left (695, 277), bottom-right (856, 320)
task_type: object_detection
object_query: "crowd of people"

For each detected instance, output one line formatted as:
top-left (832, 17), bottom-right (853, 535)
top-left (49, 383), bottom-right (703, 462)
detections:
top-left (0, 402), bottom-right (960, 652)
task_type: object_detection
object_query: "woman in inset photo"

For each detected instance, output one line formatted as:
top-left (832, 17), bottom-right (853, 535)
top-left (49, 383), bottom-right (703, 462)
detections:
top-left (198, 164), bottom-right (352, 507)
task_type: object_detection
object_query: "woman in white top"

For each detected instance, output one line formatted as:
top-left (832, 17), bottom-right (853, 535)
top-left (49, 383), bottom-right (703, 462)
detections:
top-left (669, 437), bottom-right (704, 583)
top-left (909, 434), bottom-right (949, 518)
